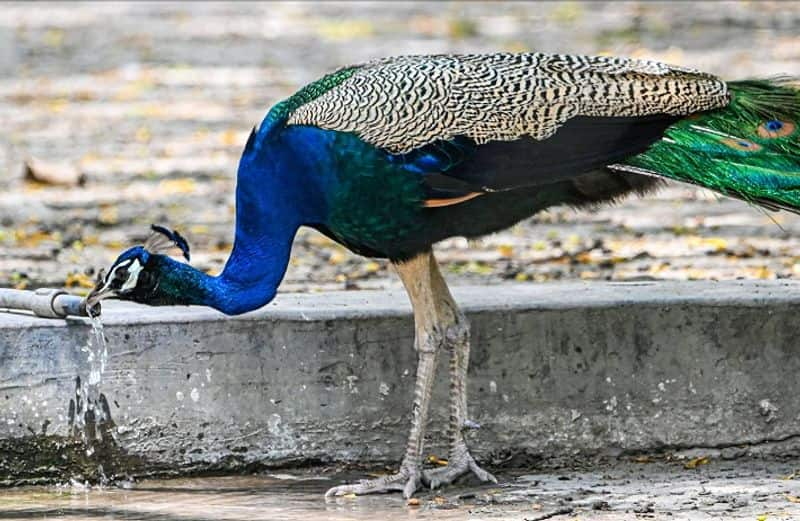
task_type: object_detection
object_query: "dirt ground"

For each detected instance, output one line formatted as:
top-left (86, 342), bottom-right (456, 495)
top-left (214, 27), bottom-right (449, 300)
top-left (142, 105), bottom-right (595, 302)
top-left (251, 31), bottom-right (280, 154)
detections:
top-left (0, 1), bottom-right (799, 296)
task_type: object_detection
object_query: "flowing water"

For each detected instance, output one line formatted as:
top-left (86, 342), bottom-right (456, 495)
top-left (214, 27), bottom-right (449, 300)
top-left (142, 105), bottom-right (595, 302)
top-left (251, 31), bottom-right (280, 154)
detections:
top-left (74, 315), bottom-right (110, 455)
top-left (86, 315), bottom-right (108, 389)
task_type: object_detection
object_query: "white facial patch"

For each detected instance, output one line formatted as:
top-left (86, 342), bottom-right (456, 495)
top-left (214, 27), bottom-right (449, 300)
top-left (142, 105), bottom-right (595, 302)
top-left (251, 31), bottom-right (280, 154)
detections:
top-left (105, 258), bottom-right (143, 294)
top-left (119, 259), bottom-right (143, 292)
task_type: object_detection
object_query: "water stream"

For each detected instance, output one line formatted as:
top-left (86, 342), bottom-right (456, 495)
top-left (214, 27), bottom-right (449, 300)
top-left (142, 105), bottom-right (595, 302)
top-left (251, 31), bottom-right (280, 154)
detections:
top-left (74, 314), bottom-right (110, 453)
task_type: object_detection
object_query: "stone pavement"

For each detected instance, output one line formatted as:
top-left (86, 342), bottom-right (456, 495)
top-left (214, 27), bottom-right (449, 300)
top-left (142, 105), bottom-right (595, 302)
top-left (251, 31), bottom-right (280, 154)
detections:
top-left (0, 2), bottom-right (799, 295)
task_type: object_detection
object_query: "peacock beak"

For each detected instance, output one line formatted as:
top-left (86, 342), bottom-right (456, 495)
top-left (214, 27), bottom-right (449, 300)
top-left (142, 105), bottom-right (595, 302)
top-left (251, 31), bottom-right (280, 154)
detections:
top-left (84, 271), bottom-right (116, 313)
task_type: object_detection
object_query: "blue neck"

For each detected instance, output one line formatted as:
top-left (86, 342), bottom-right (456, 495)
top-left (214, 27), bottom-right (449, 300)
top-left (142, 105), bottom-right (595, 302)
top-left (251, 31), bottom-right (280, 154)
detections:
top-left (156, 126), bottom-right (332, 315)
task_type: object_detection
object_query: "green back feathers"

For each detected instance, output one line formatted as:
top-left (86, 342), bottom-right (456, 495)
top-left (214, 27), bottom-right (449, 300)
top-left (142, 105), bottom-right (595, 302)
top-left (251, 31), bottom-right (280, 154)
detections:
top-left (615, 79), bottom-right (800, 213)
top-left (260, 65), bottom-right (361, 133)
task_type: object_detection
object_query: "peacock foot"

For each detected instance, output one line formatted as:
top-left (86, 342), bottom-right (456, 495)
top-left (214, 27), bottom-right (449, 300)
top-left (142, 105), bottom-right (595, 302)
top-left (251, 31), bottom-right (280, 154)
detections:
top-left (422, 450), bottom-right (497, 490)
top-left (325, 464), bottom-right (423, 499)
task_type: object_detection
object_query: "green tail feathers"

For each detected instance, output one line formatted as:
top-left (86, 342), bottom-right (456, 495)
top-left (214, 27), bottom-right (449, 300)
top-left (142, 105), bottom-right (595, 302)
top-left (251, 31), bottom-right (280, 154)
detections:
top-left (617, 79), bottom-right (800, 213)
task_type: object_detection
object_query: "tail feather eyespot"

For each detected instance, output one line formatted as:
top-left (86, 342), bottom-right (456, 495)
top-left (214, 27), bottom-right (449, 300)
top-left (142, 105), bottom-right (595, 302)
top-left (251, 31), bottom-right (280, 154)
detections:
top-left (721, 137), bottom-right (762, 152)
top-left (757, 119), bottom-right (796, 139)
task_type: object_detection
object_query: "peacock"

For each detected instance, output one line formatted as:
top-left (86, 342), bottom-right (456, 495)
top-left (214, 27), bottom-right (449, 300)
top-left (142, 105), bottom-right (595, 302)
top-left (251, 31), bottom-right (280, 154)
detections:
top-left (85, 53), bottom-right (800, 498)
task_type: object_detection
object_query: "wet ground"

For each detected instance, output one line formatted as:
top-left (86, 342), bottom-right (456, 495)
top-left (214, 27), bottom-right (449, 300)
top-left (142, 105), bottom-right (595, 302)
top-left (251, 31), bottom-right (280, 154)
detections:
top-left (1, 1), bottom-right (800, 294)
top-left (1, 461), bottom-right (800, 520)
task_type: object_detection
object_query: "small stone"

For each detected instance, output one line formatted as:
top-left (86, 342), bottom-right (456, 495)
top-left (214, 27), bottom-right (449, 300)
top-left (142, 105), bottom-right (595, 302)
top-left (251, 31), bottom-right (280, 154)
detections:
top-left (592, 500), bottom-right (611, 510)
top-left (758, 399), bottom-right (778, 423)
top-left (24, 157), bottom-right (85, 186)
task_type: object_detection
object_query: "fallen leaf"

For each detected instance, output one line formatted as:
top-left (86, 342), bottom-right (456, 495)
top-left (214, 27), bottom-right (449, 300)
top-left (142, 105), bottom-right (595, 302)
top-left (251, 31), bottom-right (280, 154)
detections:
top-left (98, 205), bottom-right (118, 225)
top-left (190, 225), bottom-right (210, 235)
top-left (683, 456), bottom-right (709, 469)
top-left (158, 178), bottom-right (196, 194)
top-left (427, 455), bottom-right (448, 466)
top-left (47, 98), bottom-right (69, 113)
top-left (407, 497), bottom-right (420, 506)
top-left (14, 230), bottom-right (58, 248)
top-left (752, 266), bottom-right (775, 280)
top-left (328, 251), bottom-right (346, 265)
top-left (221, 129), bottom-right (238, 146)
top-left (11, 272), bottom-right (28, 290)
top-left (786, 494), bottom-right (800, 503)
top-left (687, 236), bottom-right (727, 252)
top-left (65, 272), bottom-right (95, 289)
top-left (497, 244), bottom-right (514, 258)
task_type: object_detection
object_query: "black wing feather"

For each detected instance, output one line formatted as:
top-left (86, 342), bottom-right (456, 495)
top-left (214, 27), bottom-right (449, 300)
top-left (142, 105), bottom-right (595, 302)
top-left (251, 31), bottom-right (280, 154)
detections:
top-left (441, 114), bottom-right (681, 192)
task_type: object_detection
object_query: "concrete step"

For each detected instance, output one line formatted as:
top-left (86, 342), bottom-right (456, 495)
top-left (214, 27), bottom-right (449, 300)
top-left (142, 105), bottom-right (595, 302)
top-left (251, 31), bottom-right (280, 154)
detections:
top-left (1, 280), bottom-right (799, 484)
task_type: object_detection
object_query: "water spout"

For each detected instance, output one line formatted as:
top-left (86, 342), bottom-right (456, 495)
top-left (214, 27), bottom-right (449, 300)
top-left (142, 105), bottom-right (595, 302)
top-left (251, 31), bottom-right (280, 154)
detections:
top-left (0, 288), bottom-right (99, 318)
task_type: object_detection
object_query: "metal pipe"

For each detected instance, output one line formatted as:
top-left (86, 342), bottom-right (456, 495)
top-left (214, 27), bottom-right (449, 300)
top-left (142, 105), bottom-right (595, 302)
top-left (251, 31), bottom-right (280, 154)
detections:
top-left (0, 288), bottom-right (98, 318)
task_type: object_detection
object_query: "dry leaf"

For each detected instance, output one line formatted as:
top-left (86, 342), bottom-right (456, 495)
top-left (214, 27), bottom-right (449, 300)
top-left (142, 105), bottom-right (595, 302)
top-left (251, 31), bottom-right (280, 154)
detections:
top-left (98, 205), bottom-right (119, 225)
top-left (497, 244), bottom-right (514, 258)
top-left (221, 129), bottom-right (238, 146)
top-left (65, 272), bottom-right (95, 289)
top-left (158, 178), bottom-right (197, 194)
top-left (427, 455), bottom-right (448, 466)
top-left (329, 251), bottom-right (346, 265)
top-left (683, 456), bottom-right (709, 469)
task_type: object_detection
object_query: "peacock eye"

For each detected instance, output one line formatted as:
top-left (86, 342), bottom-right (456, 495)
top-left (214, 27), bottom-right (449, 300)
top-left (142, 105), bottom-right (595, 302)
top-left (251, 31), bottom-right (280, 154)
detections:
top-left (721, 137), bottom-right (762, 152)
top-left (757, 119), bottom-right (795, 139)
top-left (766, 120), bottom-right (783, 131)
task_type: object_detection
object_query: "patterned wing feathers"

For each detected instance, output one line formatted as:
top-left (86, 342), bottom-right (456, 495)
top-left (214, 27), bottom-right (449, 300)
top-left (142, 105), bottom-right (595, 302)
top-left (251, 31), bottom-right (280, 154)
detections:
top-left (287, 53), bottom-right (728, 154)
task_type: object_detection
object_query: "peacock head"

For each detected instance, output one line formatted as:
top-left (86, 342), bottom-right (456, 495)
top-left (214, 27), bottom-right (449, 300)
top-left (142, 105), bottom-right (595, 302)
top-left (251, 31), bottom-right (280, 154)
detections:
top-left (85, 225), bottom-right (192, 313)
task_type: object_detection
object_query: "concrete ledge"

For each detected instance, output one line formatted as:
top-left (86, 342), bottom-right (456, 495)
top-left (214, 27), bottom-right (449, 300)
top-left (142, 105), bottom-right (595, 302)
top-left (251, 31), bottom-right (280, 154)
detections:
top-left (2, 280), bottom-right (800, 484)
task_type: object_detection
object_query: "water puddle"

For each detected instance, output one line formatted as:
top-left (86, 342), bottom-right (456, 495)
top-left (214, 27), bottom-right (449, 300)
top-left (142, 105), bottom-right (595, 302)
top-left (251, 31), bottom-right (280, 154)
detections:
top-left (0, 474), bottom-right (480, 521)
top-left (0, 458), bottom-right (794, 520)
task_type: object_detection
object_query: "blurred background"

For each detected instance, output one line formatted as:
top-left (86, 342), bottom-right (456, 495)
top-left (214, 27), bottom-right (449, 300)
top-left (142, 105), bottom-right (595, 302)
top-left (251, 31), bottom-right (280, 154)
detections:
top-left (0, 1), bottom-right (798, 295)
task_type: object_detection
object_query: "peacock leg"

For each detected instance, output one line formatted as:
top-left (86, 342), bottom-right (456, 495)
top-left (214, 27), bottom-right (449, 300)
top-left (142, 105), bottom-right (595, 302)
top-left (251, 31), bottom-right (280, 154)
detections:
top-left (325, 251), bottom-right (450, 499)
top-left (422, 306), bottom-right (497, 490)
